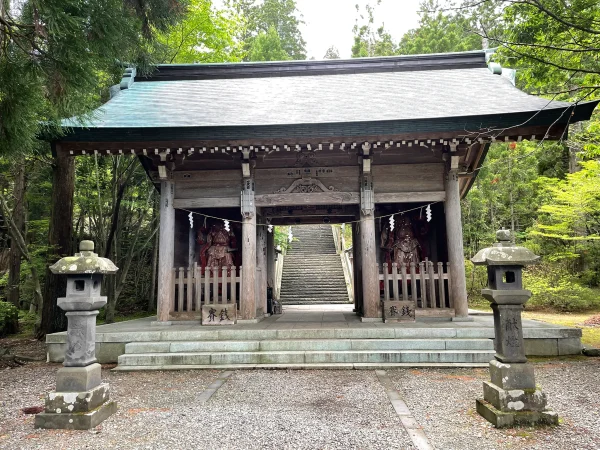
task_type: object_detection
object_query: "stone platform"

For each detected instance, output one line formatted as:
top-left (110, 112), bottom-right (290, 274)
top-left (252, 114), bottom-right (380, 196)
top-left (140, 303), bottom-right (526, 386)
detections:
top-left (45, 305), bottom-right (582, 370)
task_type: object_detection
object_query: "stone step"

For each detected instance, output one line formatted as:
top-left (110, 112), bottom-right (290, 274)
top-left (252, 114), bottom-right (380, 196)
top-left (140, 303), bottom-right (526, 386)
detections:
top-left (279, 301), bottom-right (351, 304)
top-left (124, 339), bottom-right (494, 354)
top-left (279, 295), bottom-right (350, 298)
top-left (279, 294), bottom-right (349, 297)
top-left (53, 327), bottom-right (499, 344)
top-left (118, 349), bottom-right (495, 366)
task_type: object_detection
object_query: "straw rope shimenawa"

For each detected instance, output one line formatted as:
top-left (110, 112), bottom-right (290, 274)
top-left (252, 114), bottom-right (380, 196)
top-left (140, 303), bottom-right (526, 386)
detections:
top-left (176, 201), bottom-right (442, 228)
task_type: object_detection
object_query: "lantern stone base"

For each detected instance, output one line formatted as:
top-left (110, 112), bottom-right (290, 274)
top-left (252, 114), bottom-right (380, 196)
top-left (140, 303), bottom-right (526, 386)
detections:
top-left (56, 363), bottom-right (102, 391)
top-left (477, 379), bottom-right (558, 428)
top-left (476, 399), bottom-right (558, 428)
top-left (35, 383), bottom-right (117, 430)
top-left (35, 401), bottom-right (117, 430)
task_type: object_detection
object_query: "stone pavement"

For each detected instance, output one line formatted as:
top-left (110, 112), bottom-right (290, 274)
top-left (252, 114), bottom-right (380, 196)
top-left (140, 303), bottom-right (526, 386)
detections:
top-left (2, 360), bottom-right (599, 449)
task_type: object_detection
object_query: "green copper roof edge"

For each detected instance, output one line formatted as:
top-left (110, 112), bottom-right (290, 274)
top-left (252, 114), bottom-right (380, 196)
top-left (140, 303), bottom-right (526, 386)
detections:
top-left (139, 51), bottom-right (488, 81)
top-left (53, 102), bottom-right (598, 144)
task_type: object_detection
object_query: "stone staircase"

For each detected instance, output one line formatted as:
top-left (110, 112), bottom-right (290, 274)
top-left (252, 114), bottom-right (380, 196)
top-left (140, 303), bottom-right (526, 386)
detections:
top-left (115, 328), bottom-right (495, 370)
top-left (279, 225), bottom-right (350, 304)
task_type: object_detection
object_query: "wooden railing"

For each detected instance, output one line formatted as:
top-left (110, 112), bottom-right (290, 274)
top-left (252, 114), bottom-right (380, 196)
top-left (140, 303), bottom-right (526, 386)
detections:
top-left (171, 263), bottom-right (242, 314)
top-left (378, 261), bottom-right (453, 309)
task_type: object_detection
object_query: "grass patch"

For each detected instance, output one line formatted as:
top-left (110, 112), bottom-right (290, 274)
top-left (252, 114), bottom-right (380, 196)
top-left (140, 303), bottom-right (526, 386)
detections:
top-left (96, 310), bottom-right (154, 325)
top-left (523, 310), bottom-right (600, 348)
top-left (468, 295), bottom-right (492, 312)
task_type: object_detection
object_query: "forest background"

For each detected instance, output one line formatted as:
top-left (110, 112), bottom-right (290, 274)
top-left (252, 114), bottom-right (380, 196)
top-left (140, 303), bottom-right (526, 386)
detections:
top-left (0, 0), bottom-right (598, 339)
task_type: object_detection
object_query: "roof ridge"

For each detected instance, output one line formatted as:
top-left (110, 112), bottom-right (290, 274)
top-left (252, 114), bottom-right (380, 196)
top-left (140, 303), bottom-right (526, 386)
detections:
top-left (139, 50), bottom-right (488, 82)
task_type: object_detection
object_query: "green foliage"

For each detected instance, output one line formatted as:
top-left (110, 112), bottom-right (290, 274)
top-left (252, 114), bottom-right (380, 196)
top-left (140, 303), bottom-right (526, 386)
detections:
top-left (274, 226), bottom-right (291, 252)
top-left (528, 160), bottom-right (600, 282)
top-left (156, 0), bottom-right (244, 63)
top-left (323, 46), bottom-right (340, 60)
top-left (248, 26), bottom-right (290, 61)
top-left (524, 265), bottom-right (600, 311)
top-left (397, 0), bottom-right (482, 55)
top-left (351, 2), bottom-right (396, 58)
top-left (488, 0), bottom-right (600, 98)
top-left (228, 0), bottom-right (306, 60)
top-left (0, 0), bottom-right (185, 155)
top-left (461, 141), bottom-right (565, 257)
top-left (0, 301), bottom-right (19, 337)
top-left (465, 260), bottom-right (487, 298)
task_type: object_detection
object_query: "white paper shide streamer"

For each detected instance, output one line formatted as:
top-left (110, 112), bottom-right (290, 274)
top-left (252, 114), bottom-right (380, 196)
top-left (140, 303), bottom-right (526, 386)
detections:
top-left (389, 214), bottom-right (395, 231)
top-left (426, 204), bottom-right (432, 222)
top-left (223, 219), bottom-right (230, 232)
top-left (188, 212), bottom-right (194, 229)
top-left (288, 227), bottom-right (293, 243)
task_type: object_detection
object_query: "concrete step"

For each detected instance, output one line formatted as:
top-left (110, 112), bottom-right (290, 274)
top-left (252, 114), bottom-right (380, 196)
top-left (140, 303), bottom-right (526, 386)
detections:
top-left (279, 296), bottom-right (350, 299)
top-left (118, 349), bottom-right (495, 366)
top-left (113, 362), bottom-right (490, 371)
top-left (125, 339), bottom-right (494, 354)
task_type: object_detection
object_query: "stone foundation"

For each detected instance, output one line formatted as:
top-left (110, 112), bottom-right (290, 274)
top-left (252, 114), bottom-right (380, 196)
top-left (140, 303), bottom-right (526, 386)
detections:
top-left (476, 398), bottom-right (558, 428)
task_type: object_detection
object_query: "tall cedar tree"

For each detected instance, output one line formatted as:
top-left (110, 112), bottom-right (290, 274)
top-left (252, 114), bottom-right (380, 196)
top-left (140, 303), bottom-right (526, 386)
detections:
top-left (0, 0), bottom-right (186, 337)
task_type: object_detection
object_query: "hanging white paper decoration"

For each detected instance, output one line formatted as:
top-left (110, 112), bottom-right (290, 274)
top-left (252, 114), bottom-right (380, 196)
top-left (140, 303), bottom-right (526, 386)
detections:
top-left (341, 223), bottom-right (345, 232)
top-left (389, 214), bottom-right (395, 231)
top-left (223, 219), bottom-right (230, 232)
top-left (268, 224), bottom-right (273, 233)
top-left (188, 212), bottom-right (194, 229)
top-left (288, 227), bottom-right (293, 243)
top-left (426, 204), bottom-right (432, 222)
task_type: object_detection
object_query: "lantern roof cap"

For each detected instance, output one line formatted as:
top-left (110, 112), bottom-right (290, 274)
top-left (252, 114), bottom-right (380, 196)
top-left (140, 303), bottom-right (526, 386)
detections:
top-left (49, 241), bottom-right (119, 275)
top-left (471, 229), bottom-right (540, 266)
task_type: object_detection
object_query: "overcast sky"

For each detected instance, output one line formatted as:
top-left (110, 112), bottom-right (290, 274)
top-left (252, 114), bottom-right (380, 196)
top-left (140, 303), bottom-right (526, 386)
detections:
top-left (297, 0), bottom-right (422, 59)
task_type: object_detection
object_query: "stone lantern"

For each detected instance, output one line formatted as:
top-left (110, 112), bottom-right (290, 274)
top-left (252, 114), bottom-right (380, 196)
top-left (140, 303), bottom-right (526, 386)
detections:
top-left (35, 240), bottom-right (118, 430)
top-left (471, 229), bottom-right (558, 428)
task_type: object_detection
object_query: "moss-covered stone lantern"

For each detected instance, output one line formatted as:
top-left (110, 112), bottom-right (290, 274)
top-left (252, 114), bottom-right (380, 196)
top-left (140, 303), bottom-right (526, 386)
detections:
top-left (471, 229), bottom-right (558, 428)
top-left (35, 240), bottom-right (118, 430)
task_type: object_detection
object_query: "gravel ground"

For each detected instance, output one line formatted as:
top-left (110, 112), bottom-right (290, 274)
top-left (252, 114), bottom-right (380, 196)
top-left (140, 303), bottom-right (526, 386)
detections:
top-left (2, 360), bottom-right (599, 449)
top-left (1, 365), bottom-right (413, 449)
top-left (387, 358), bottom-right (600, 450)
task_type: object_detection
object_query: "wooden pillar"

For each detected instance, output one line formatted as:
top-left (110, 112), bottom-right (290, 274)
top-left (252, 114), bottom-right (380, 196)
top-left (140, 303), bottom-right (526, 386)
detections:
top-left (240, 176), bottom-right (257, 320)
top-left (157, 180), bottom-right (175, 322)
top-left (256, 217), bottom-right (267, 316)
top-left (352, 222), bottom-right (362, 315)
top-left (360, 211), bottom-right (379, 318)
top-left (445, 168), bottom-right (469, 319)
top-left (267, 230), bottom-right (275, 292)
top-left (241, 215), bottom-right (257, 320)
top-left (359, 147), bottom-right (379, 320)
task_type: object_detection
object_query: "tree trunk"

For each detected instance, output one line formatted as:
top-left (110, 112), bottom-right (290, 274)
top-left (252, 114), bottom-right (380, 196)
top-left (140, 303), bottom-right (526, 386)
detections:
top-left (7, 158), bottom-right (26, 309)
top-left (37, 153), bottom-right (75, 339)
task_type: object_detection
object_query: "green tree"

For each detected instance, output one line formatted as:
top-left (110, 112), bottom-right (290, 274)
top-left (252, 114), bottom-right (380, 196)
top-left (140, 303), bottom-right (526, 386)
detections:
top-left (323, 45), bottom-right (340, 60)
top-left (351, 3), bottom-right (396, 58)
top-left (397, 0), bottom-right (482, 55)
top-left (529, 160), bottom-right (600, 283)
top-left (156, 0), bottom-right (244, 63)
top-left (0, 0), bottom-right (186, 337)
top-left (248, 26), bottom-right (290, 61)
top-left (228, 0), bottom-right (306, 60)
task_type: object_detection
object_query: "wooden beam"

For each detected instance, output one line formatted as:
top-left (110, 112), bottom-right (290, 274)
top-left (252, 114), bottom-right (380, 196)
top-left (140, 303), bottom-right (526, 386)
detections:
top-left (255, 192), bottom-right (360, 207)
top-left (173, 191), bottom-right (447, 209)
top-left (173, 198), bottom-right (241, 209)
top-left (374, 191), bottom-right (445, 203)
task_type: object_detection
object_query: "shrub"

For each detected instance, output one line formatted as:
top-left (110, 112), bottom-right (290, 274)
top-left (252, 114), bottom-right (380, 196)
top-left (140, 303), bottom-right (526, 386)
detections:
top-left (0, 301), bottom-right (19, 337)
top-left (524, 265), bottom-right (600, 311)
